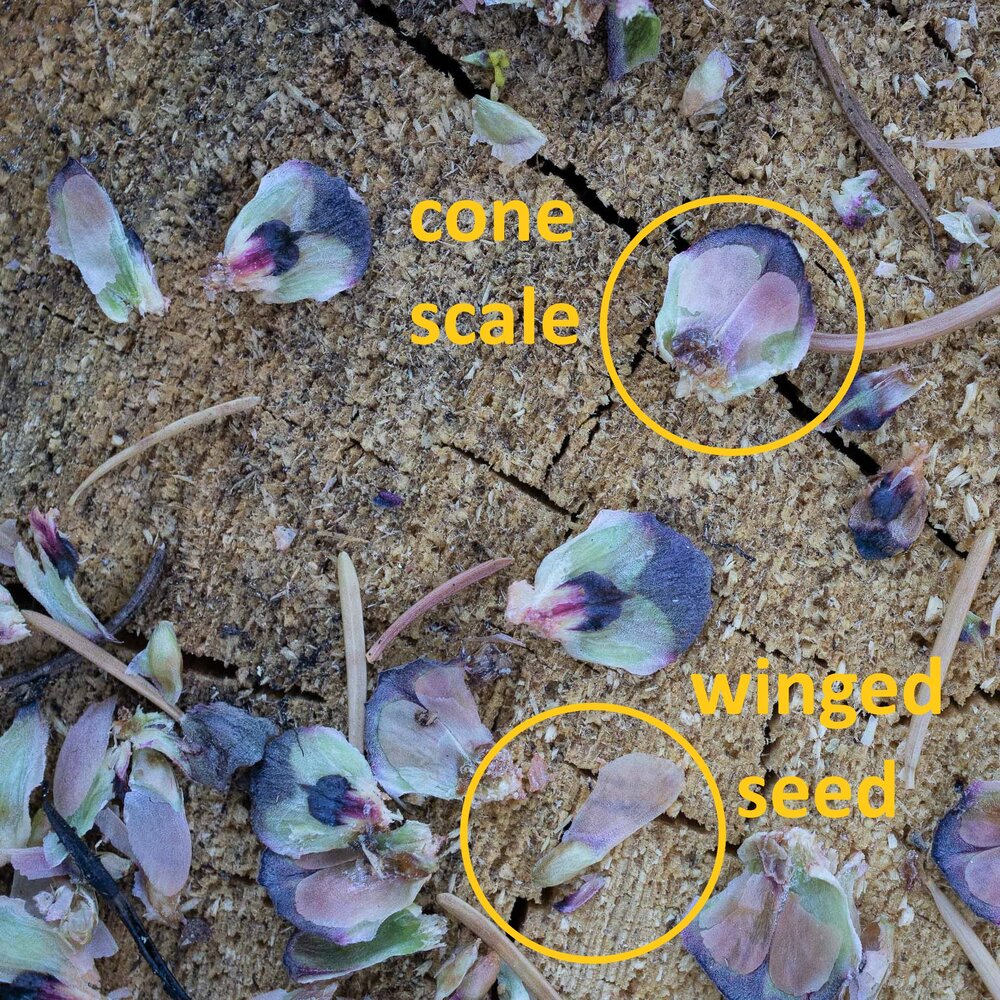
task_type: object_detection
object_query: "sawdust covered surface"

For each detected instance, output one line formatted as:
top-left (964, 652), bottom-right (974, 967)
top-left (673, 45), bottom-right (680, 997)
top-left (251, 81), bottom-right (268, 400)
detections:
top-left (0, 0), bottom-right (998, 998)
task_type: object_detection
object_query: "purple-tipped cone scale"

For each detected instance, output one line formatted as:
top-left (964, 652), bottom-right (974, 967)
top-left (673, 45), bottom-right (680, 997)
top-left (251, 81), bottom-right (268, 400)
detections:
top-left (933, 780), bottom-right (1000, 924)
top-left (848, 444), bottom-right (929, 560)
top-left (13, 509), bottom-right (114, 643)
top-left (682, 828), bottom-right (893, 1000)
top-left (365, 657), bottom-right (496, 801)
top-left (655, 224), bottom-right (815, 402)
top-left (506, 510), bottom-right (712, 675)
top-left (251, 726), bottom-right (393, 858)
top-left (821, 364), bottom-right (922, 433)
top-left (211, 160), bottom-right (371, 304)
top-left (258, 821), bottom-right (441, 945)
top-left (532, 752), bottom-right (684, 887)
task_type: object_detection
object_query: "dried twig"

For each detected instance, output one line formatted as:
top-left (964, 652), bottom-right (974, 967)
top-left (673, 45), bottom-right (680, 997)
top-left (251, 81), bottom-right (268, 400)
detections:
top-left (69, 395), bottom-right (261, 505)
top-left (43, 791), bottom-right (193, 1000)
top-left (21, 610), bottom-right (183, 722)
top-left (926, 878), bottom-right (1000, 999)
top-left (436, 893), bottom-right (561, 1000)
top-left (367, 558), bottom-right (513, 663)
top-left (812, 285), bottom-right (1000, 354)
top-left (337, 551), bottom-right (367, 751)
top-left (809, 23), bottom-right (936, 249)
top-left (901, 527), bottom-right (995, 789)
top-left (0, 543), bottom-right (167, 696)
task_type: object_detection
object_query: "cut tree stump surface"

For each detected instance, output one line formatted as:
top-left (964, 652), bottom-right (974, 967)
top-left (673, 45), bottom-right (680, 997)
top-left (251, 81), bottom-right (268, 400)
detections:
top-left (2, 0), bottom-right (999, 997)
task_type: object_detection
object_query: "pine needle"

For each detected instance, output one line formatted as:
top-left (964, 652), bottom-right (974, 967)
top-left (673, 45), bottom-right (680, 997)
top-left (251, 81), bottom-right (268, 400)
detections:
top-left (437, 893), bottom-right (561, 1000)
top-left (901, 527), bottom-right (995, 788)
top-left (809, 23), bottom-right (936, 249)
top-left (22, 610), bottom-right (183, 722)
top-left (926, 879), bottom-right (1000, 999)
top-left (69, 395), bottom-right (261, 505)
top-left (812, 286), bottom-right (1000, 354)
top-left (367, 558), bottom-right (513, 663)
top-left (338, 551), bottom-right (367, 751)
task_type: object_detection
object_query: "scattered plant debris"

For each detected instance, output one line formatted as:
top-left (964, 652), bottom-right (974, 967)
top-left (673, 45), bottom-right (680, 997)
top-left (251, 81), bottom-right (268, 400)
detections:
top-left (506, 510), bottom-right (712, 674)
top-left (679, 48), bottom-right (733, 119)
top-left (553, 872), bottom-right (607, 914)
top-left (830, 170), bottom-right (887, 230)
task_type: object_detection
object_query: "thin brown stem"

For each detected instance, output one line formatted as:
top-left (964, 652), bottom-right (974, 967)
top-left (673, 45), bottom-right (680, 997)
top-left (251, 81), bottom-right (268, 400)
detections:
top-left (69, 395), bottom-right (261, 505)
top-left (21, 610), bottom-right (183, 722)
top-left (367, 558), bottom-right (513, 663)
top-left (926, 879), bottom-right (1000, 999)
top-left (809, 23), bottom-right (936, 249)
top-left (436, 893), bottom-right (561, 1000)
top-left (337, 551), bottom-right (367, 751)
top-left (812, 286), bottom-right (1000, 354)
top-left (0, 543), bottom-right (167, 696)
top-left (902, 527), bottom-right (995, 789)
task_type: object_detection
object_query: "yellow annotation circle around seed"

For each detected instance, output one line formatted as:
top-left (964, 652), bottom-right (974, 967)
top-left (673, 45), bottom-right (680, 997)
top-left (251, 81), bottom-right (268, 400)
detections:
top-left (599, 193), bottom-right (866, 457)
top-left (459, 701), bottom-right (728, 965)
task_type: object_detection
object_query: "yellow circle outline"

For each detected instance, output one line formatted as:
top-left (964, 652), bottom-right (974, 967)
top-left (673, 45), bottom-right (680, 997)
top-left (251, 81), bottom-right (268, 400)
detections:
top-left (459, 701), bottom-right (727, 965)
top-left (599, 193), bottom-right (866, 457)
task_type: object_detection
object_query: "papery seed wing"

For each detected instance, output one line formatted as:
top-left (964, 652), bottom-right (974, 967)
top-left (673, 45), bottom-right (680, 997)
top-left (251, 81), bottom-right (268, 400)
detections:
top-left (436, 942), bottom-right (480, 1000)
top-left (564, 754), bottom-right (684, 854)
top-left (251, 987), bottom-right (339, 1000)
top-left (470, 96), bottom-right (546, 166)
top-left (853, 920), bottom-right (894, 1000)
top-left (53, 698), bottom-right (115, 817)
top-left (767, 891), bottom-right (843, 996)
top-left (48, 160), bottom-right (125, 296)
top-left (695, 872), bottom-right (781, 976)
top-left (295, 861), bottom-right (428, 944)
top-left (124, 753), bottom-right (191, 898)
top-left (497, 964), bottom-right (531, 1000)
top-left (284, 905), bottom-right (447, 982)
top-left (43, 745), bottom-right (122, 869)
top-left (534, 753), bottom-right (683, 886)
top-left (0, 705), bottom-right (48, 858)
top-left (0, 518), bottom-right (20, 567)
